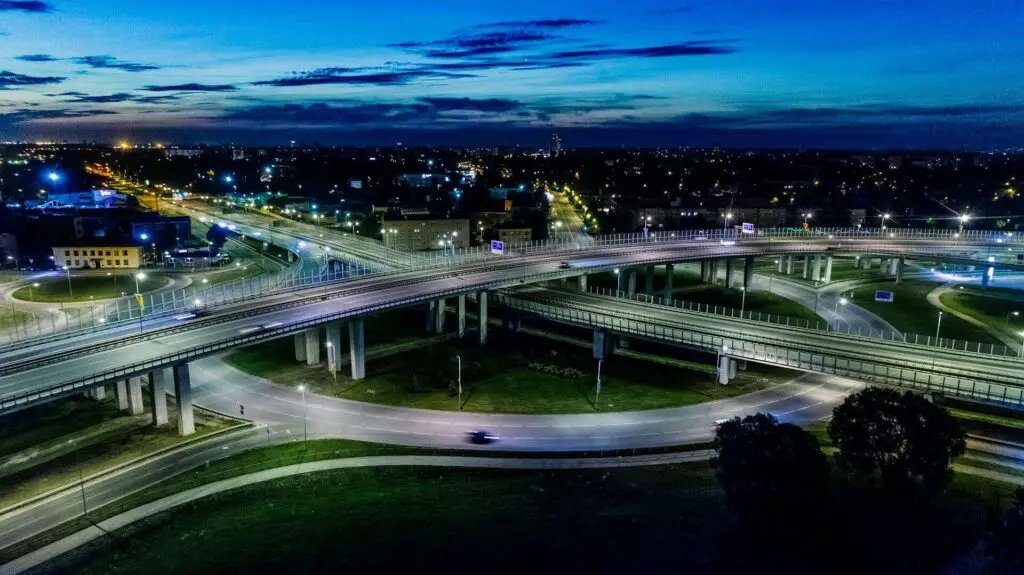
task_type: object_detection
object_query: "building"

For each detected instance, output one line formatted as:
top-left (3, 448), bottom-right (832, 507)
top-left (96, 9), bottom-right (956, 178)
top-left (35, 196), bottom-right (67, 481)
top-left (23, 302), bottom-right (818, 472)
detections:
top-left (386, 218), bottom-right (470, 252)
top-left (52, 245), bottom-right (142, 269)
top-left (43, 190), bottom-right (128, 208)
top-left (497, 228), bottom-right (532, 246)
top-left (164, 148), bottom-right (205, 158)
top-left (716, 207), bottom-right (789, 228)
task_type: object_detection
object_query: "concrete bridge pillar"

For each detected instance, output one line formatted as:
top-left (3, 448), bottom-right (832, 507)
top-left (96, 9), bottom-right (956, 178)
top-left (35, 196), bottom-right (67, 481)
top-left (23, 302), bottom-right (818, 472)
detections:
top-left (743, 256), bottom-right (754, 290)
top-left (700, 260), bottom-right (709, 283)
top-left (593, 327), bottom-right (605, 360)
top-left (645, 265), bottom-right (655, 296)
top-left (812, 254), bottom-right (822, 282)
top-left (729, 358), bottom-right (738, 379)
top-left (173, 363), bottom-right (195, 436)
top-left (823, 256), bottom-right (834, 283)
top-left (983, 266), bottom-right (993, 288)
top-left (426, 300), bottom-right (437, 332)
top-left (349, 318), bottom-right (365, 380)
top-left (457, 295), bottom-right (466, 339)
top-left (304, 328), bottom-right (321, 366)
top-left (116, 379), bottom-right (129, 411)
top-left (627, 269), bottom-right (637, 297)
top-left (578, 274), bottom-right (588, 293)
top-left (801, 256), bottom-right (810, 279)
top-left (725, 259), bottom-right (735, 289)
top-left (293, 333), bottom-right (306, 362)
top-left (149, 369), bottom-right (169, 427)
top-left (785, 255), bottom-right (794, 275)
top-left (710, 259), bottom-right (721, 284)
top-left (128, 376), bottom-right (144, 415)
top-left (777, 257), bottom-right (785, 274)
top-left (664, 264), bottom-right (674, 303)
top-left (326, 322), bottom-right (342, 371)
top-left (88, 385), bottom-right (106, 401)
top-left (894, 258), bottom-right (904, 284)
top-left (478, 291), bottom-right (488, 345)
top-left (435, 297), bottom-right (447, 334)
top-left (717, 355), bottom-right (731, 384)
top-left (861, 256), bottom-right (871, 270)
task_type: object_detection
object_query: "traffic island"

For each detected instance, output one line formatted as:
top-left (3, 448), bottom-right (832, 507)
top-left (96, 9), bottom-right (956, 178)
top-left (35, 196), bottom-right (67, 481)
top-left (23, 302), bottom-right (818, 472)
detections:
top-left (854, 279), bottom-right (1002, 343)
top-left (10, 272), bottom-right (174, 303)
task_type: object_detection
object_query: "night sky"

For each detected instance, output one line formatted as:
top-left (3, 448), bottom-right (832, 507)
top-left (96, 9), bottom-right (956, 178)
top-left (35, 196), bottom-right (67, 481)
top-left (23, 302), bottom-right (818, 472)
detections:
top-left (1, 0), bottom-right (1021, 148)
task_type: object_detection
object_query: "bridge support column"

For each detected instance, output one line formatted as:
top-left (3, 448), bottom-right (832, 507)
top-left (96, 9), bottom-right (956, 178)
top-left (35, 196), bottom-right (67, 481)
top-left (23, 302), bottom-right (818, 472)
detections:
top-left (304, 328), bottom-right (321, 366)
top-left (894, 258), bottom-right (904, 284)
top-left (812, 254), bottom-right (822, 282)
top-left (559, 277), bottom-right (568, 289)
top-left (823, 256), bottom-right (834, 283)
top-left (785, 255), bottom-right (794, 275)
top-left (645, 265), bottom-right (655, 296)
top-left (717, 355), bottom-right (731, 384)
top-left (627, 269), bottom-right (637, 297)
top-left (478, 291), bottom-right (488, 345)
top-left (861, 256), bottom-right (871, 270)
top-left (983, 267), bottom-right (993, 288)
top-left (700, 261), bottom-right (709, 283)
top-left (578, 274), bottom-right (588, 293)
top-left (802, 256), bottom-right (810, 279)
top-left (349, 318), bottom-right (365, 380)
top-left (725, 259), bottom-right (735, 289)
top-left (150, 369), bottom-right (168, 427)
top-left (293, 334), bottom-right (306, 362)
top-left (729, 358), bottom-right (738, 379)
top-left (426, 301), bottom-right (436, 332)
top-left (777, 257), bottom-right (785, 273)
top-left (326, 322), bottom-right (342, 370)
top-left (743, 257), bottom-right (754, 290)
top-left (435, 298), bottom-right (446, 334)
top-left (88, 385), bottom-right (106, 401)
top-left (457, 295), bottom-right (466, 339)
top-left (128, 376), bottom-right (144, 415)
top-left (664, 264), bottom-right (674, 303)
top-left (116, 380), bottom-right (129, 410)
top-left (173, 364), bottom-right (195, 436)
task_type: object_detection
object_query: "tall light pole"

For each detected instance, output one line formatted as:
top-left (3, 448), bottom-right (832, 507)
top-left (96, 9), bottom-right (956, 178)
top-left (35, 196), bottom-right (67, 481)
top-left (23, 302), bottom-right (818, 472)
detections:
top-left (959, 214), bottom-right (970, 235)
top-left (133, 272), bottom-right (146, 296)
top-left (935, 311), bottom-right (943, 340)
top-left (297, 384), bottom-right (308, 442)
top-left (30, 282), bottom-right (39, 302)
top-left (1006, 311), bottom-right (1019, 327)
top-left (1019, 332), bottom-right (1024, 359)
top-left (594, 358), bottom-right (603, 409)
top-left (134, 272), bottom-right (146, 333)
top-left (456, 354), bottom-right (462, 411)
top-left (62, 265), bottom-right (73, 299)
top-left (835, 296), bottom-right (848, 314)
top-left (740, 286), bottom-right (747, 316)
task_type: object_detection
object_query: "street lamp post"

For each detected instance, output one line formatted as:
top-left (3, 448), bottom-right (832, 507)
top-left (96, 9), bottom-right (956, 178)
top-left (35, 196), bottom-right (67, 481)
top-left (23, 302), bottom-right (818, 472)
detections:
top-left (1019, 332), bottom-right (1024, 359)
top-left (935, 311), bottom-right (944, 340)
top-left (30, 282), bottom-right (39, 302)
top-left (594, 358), bottom-right (603, 409)
top-left (1006, 311), bottom-right (1019, 327)
top-left (134, 272), bottom-right (146, 333)
top-left (297, 384), bottom-right (308, 442)
top-left (740, 286), bottom-right (747, 316)
top-left (456, 354), bottom-right (462, 411)
top-left (62, 265), bottom-right (73, 299)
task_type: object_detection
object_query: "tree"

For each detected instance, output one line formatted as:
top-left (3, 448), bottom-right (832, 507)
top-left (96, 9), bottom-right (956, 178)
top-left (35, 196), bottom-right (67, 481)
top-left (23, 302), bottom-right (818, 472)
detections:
top-left (712, 413), bottom-right (829, 524)
top-left (206, 225), bottom-right (228, 253)
top-left (828, 388), bottom-right (966, 493)
top-left (987, 488), bottom-right (1024, 569)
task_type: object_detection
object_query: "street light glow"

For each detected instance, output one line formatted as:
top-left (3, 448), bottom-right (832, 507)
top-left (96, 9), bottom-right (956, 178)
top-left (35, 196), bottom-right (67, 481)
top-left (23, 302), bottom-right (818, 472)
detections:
top-left (47, 172), bottom-right (60, 182)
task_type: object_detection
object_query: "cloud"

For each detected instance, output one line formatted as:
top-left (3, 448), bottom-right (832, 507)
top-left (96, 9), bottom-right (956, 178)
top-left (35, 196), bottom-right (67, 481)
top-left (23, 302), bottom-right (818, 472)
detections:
top-left (389, 30), bottom-right (556, 59)
top-left (15, 53), bottom-right (58, 62)
top-left (220, 102), bottom-right (432, 125)
top-left (253, 68), bottom-right (470, 87)
top-left (474, 19), bottom-right (603, 29)
top-left (142, 83), bottom-right (238, 92)
top-left (548, 41), bottom-right (735, 60)
top-left (0, 108), bottom-right (118, 127)
top-left (0, 1), bottom-right (52, 12)
top-left (654, 6), bottom-right (693, 15)
top-left (71, 55), bottom-right (160, 72)
top-left (135, 94), bottom-right (181, 104)
top-left (63, 92), bottom-right (137, 103)
top-left (419, 97), bottom-right (521, 112)
top-left (0, 70), bottom-right (65, 89)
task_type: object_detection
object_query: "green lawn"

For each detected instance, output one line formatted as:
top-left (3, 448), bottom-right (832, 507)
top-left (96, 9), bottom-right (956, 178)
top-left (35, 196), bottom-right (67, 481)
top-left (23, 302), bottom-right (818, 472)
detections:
top-left (49, 453), bottom-right (1022, 575)
top-left (941, 291), bottom-right (1024, 336)
top-left (10, 273), bottom-right (171, 303)
top-left (226, 327), bottom-right (793, 414)
top-left (0, 392), bottom-right (238, 510)
top-left (673, 285), bottom-right (822, 322)
top-left (0, 306), bottom-right (34, 331)
top-left (852, 279), bottom-right (1000, 343)
top-left (188, 261), bottom-right (265, 287)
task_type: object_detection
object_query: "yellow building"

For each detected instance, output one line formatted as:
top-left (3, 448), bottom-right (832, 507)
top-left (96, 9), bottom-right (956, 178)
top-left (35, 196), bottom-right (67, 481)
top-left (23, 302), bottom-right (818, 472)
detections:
top-left (52, 246), bottom-right (142, 269)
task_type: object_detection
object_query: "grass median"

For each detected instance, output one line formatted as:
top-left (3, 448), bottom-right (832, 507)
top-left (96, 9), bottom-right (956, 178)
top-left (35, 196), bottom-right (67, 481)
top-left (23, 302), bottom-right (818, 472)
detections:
top-left (11, 273), bottom-right (173, 303)
top-left (851, 279), bottom-right (1000, 343)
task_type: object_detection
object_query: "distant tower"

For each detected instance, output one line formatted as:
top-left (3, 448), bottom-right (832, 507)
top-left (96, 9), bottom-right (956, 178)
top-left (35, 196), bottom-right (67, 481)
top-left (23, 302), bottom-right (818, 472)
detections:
top-left (550, 132), bottom-right (562, 158)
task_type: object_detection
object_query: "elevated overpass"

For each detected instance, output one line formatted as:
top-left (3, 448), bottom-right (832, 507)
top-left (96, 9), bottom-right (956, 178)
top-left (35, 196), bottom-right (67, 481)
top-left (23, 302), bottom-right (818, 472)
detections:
top-left (2, 228), bottom-right (1023, 430)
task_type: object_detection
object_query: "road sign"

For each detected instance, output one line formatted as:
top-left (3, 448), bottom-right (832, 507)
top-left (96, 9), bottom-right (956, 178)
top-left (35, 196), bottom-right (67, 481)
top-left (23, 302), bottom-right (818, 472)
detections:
top-left (741, 222), bottom-right (755, 234)
top-left (874, 290), bottom-right (894, 303)
top-left (490, 240), bottom-right (504, 255)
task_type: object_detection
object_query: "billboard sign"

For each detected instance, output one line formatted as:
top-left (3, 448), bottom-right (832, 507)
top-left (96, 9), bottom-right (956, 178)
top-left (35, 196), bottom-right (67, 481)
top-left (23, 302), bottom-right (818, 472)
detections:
top-left (874, 290), bottom-right (894, 303)
top-left (490, 240), bottom-right (504, 255)
top-left (741, 222), bottom-right (755, 234)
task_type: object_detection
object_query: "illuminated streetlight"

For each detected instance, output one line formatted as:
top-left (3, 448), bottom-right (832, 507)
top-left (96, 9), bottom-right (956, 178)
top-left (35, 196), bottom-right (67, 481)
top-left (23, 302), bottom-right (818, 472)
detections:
top-left (297, 385), bottom-right (308, 442)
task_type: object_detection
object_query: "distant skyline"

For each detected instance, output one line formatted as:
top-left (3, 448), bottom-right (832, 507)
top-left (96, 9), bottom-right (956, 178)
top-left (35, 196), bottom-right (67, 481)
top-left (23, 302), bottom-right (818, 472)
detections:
top-left (1, 1), bottom-right (1022, 149)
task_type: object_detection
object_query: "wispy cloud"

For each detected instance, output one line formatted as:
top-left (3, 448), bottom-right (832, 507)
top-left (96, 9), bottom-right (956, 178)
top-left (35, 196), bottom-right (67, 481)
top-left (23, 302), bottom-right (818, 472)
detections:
top-left (0, 70), bottom-right (65, 89)
top-left (0, 1), bottom-right (52, 13)
top-left (474, 19), bottom-right (603, 29)
top-left (252, 68), bottom-right (470, 87)
top-left (71, 55), bottom-right (160, 72)
top-left (142, 83), bottom-right (238, 92)
top-left (15, 53), bottom-right (58, 62)
top-left (419, 97), bottom-right (521, 112)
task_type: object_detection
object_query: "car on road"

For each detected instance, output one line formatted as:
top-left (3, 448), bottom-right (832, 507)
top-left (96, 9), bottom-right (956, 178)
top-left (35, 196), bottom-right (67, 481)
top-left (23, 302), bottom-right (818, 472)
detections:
top-left (467, 430), bottom-right (499, 445)
top-left (558, 261), bottom-right (571, 269)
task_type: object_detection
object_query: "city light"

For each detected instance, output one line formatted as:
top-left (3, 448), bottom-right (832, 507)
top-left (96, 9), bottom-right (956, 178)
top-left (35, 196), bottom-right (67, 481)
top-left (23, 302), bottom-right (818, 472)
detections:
top-left (47, 172), bottom-right (60, 183)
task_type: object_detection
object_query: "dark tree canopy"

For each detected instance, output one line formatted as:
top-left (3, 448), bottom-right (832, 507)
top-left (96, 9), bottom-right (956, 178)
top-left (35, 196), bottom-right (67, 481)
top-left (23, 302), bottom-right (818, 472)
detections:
top-left (712, 413), bottom-right (829, 523)
top-left (828, 388), bottom-right (966, 493)
top-left (987, 488), bottom-right (1024, 570)
top-left (206, 225), bottom-right (228, 252)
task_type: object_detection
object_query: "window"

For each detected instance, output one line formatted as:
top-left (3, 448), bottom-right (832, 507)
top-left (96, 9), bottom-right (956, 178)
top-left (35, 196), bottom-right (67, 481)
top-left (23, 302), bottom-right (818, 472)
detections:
top-left (73, 250), bottom-right (79, 256)
top-left (105, 250), bottom-right (111, 256)
top-left (123, 250), bottom-right (128, 256)
top-left (106, 260), bottom-right (112, 266)
top-left (90, 250), bottom-right (96, 256)
top-left (115, 259), bottom-right (120, 266)
top-left (64, 250), bottom-right (70, 256)
top-left (74, 259), bottom-right (80, 266)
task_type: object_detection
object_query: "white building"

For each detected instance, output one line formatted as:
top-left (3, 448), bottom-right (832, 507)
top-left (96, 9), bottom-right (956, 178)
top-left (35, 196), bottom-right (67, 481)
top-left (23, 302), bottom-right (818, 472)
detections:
top-left (52, 246), bottom-right (142, 269)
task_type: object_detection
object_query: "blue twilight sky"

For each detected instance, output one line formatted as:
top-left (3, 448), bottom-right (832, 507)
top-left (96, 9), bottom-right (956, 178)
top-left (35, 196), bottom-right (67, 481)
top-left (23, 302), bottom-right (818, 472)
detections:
top-left (0, 0), bottom-right (1022, 148)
